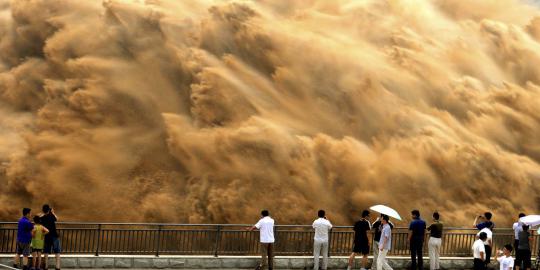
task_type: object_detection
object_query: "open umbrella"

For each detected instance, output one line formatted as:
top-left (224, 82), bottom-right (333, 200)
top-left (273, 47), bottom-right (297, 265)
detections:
top-left (519, 215), bottom-right (540, 227)
top-left (370, 204), bottom-right (402, 220)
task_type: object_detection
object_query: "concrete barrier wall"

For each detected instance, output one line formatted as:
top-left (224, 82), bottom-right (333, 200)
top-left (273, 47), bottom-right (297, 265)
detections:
top-left (0, 255), bottom-right (492, 269)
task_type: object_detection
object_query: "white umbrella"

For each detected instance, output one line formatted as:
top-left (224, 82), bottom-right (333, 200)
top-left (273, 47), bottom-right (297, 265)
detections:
top-left (370, 204), bottom-right (402, 220)
top-left (519, 215), bottom-right (540, 227)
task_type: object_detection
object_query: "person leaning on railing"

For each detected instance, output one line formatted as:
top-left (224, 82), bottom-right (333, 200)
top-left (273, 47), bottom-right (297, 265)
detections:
top-left (247, 210), bottom-right (275, 270)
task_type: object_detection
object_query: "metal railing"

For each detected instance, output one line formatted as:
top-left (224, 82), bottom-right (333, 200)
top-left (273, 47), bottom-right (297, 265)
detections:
top-left (0, 222), bottom-right (538, 257)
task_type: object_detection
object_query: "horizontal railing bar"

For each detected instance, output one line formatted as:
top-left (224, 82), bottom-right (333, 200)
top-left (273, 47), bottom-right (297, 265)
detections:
top-left (0, 222), bottom-right (511, 230)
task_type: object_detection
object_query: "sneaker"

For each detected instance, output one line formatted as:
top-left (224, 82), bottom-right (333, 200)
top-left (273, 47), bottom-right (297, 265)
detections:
top-left (13, 264), bottom-right (18, 269)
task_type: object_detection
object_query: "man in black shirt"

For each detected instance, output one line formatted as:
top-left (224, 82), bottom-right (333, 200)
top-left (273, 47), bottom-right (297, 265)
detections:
top-left (41, 204), bottom-right (61, 270)
top-left (372, 214), bottom-right (394, 270)
top-left (348, 210), bottom-right (371, 270)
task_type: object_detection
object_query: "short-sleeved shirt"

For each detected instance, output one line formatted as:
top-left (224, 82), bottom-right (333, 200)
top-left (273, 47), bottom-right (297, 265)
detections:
top-left (512, 222), bottom-right (523, 240)
top-left (17, 217), bottom-right (34, 244)
top-left (409, 218), bottom-right (426, 242)
top-left (378, 224), bottom-right (392, 250)
top-left (354, 219), bottom-right (371, 244)
top-left (497, 255), bottom-right (514, 270)
top-left (518, 231), bottom-right (530, 250)
top-left (473, 239), bottom-right (486, 259)
top-left (477, 228), bottom-right (493, 245)
top-left (255, 216), bottom-right (275, 243)
top-left (428, 221), bottom-right (443, 238)
top-left (41, 213), bottom-right (58, 239)
top-left (476, 221), bottom-right (494, 230)
top-left (312, 218), bottom-right (332, 242)
top-left (373, 220), bottom-right (393, 242)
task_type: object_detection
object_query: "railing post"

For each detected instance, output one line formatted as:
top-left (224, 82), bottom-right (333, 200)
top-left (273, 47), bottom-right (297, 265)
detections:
top-left (155, 225), bottom-right (162, 257)
top-left (327, 228), bottom-right (332, 258)
top-left (213, 225), bottom-right (222, 257)
top-left (95, 224), bottom-right (102, 256)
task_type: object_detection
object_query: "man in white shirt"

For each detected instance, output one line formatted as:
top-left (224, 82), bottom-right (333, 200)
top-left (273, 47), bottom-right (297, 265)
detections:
top-left (473, 232), bottom-right (487, 270)
top-left (312, 210), bottom-right (332, 270)
top-left (496, 244), bottom-right (514, 270)
top-left (249, 210), bottom-right (275, 270)
top-left (377, 215), bottom-right (393, 270)
top-left (512, 213), bottom-right (525, 251)
top-left (477, 227), bottom-right (493, 268)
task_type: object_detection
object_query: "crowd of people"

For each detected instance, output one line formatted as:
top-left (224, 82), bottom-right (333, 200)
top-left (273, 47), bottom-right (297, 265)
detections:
top-left (13, 205), bottom-right (61, 270)
top-left (13, 206), bottom-right (538, 270)
top-left (249, 210), bottom-right (538, 270)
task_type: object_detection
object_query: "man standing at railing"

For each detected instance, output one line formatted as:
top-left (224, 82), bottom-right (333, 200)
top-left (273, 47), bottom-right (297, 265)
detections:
top-left (248, 210), bottom-right (275, 270)
top-left (513, 213), bottom-right (526, 252)
top-left (409, 210), bottom-right (426, 270)
top-left (474, 212), bottom-right (495, 268)
top-left (377, 215), bottom-right (393, 270)
top-left (473, 232), bottom-right (488, 270)
top-left (347, 210), bottom-right (371, 270)
top-left (41, 204), bottom-right (61, 270)
top-left (312, 210), bottom-right (332, 270)
top-left (13, 208), bottom-right (33, 270)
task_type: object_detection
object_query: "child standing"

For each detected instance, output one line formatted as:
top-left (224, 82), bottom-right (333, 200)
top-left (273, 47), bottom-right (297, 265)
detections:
top-left (496, 244), bottom-right (514, 270)
top-left (32, 216), bottom-right (49, 270)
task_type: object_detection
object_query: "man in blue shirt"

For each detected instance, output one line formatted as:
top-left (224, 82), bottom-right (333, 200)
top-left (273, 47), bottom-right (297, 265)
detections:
top-left (14, 208), bottom-right (34, 270)
top-left (473, 212), bottom-right (495, 266)
top-left (409, 210), bottom-right (426, 270)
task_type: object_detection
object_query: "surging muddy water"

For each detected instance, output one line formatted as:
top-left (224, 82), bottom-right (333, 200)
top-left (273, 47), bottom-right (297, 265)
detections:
top-left (1, 0), bottom-right (540, 225)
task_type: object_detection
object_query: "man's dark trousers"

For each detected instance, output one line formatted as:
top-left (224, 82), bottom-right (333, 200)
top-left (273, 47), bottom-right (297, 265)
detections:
top-left (410, 240), bottom-right (424, 270)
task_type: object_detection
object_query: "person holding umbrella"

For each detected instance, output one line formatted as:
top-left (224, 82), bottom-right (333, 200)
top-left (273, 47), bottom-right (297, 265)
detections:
top-left (372, 214), bottom-right (394, 270)
top-left (377, 215), bottom-right (393, 270)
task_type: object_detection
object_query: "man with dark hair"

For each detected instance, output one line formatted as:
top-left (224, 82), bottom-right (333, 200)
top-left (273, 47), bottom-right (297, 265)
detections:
top-left (496, 244), bottom-right (514, 270)
top-left (248, 210), bottom-right (275, 270)
top-left (409, 210), bottom-right (426, 270)
top-left (14, 208), bottom-right (33, 270)
top-left (474, 212), bottom-right (495, 230)
top-left (474, 212), bottom-right (495, 267)
top-left (427, 212), bottom-right (443, 270)
top-left (348, 210), bottom-right (371, 270)
top-left (372, 214), bottom-right (394, 270)
top-left (473, 232), bottom-right (488, 270)
top-left (312, 210), bottom-right (332, 270)
top-left (377, 215), bottom-right (393, 270)
top-left (513, 213), bottom-right (526, 251)
top-left (515, 225), bottom-right (532, 270)
top-left (41, 204), bottom-right (61, 270)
